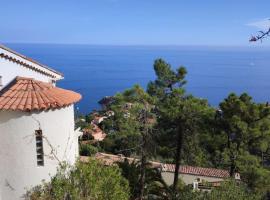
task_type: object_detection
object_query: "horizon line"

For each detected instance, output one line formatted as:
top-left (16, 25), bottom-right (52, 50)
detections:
top-left (2, 41), bottom-right (270, 48)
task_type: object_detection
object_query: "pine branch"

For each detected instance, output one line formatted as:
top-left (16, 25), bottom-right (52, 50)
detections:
top-left (250, 28), bottom-right (270, 42)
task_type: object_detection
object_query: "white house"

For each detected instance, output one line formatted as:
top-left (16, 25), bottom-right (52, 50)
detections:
top-left (87, 153), bottom-right (241, 191)
top-left (161, 164), bottom-right (241, 190)
top-left (0, 45), bottom-right (82, 200)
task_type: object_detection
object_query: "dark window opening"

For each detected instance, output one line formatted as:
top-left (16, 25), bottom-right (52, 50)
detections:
top-left (35, 130), bottom-right (44, 166)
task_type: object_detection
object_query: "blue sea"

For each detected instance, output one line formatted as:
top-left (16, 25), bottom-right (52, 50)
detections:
top-left (5, 44), bottom-right (270, 114)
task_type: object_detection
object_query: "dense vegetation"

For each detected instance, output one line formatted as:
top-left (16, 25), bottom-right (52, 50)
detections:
top-left (99, 59), bottom-right (270, 199)
top-left (25, 159), bottom-right (130, 200)
top-left (27, 59), bottom-right (270, 199)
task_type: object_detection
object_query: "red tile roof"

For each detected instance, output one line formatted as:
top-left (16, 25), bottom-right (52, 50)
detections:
top-left (82, 153), bottom-right (162, 168)
top-left (0, 77), bottom-right (81, 111)
top-left (81, 153), bottom-right (232, 179)
top-left (162, 164), bottom-right (230, 178)
top-left (81, 153), bottom-right (229, 178)
top-left (83, 124), bottom-right (107, 141)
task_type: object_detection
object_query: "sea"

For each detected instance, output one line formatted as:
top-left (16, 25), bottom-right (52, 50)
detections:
top-left (5, 43), bottom-right (270, 114)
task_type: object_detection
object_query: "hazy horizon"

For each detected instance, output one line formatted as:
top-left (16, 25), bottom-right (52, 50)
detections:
top-left (3, 42), bottom-right (270, 49)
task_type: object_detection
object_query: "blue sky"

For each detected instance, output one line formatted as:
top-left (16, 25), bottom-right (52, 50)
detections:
top-left (1, 0), bottom-right (270, 45)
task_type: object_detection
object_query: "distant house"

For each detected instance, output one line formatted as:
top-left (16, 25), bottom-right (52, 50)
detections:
top-left (82, 124), bottom-right (106, 141)
top-left (81, 153), bottom-right (240, 191)
top-left (81, 152), bottom-right (161, 168)
top-left (93, 115), bottom-right (107, 124)
top-left (106, 110), bottom-right (115, 117)
top-left (123, 102), bottom-right (133, 110)
top-left (80, 111), bottom-right (114, 142)
top-left (0, 45), bottom-right (82, 200)
top-left (161, 164), bottom-right (240, 190)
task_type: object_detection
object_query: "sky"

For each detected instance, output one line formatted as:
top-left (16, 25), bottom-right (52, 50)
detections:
top-left (1, 0), bottom-right (270, 46)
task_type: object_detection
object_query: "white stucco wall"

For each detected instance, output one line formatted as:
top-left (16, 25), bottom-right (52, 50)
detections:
top-left (0, 105), bottom-right (79, 200)
top-left (161, 172), bottom-right (225, 186)
top-left (0, 57), bottom-right (55, 89)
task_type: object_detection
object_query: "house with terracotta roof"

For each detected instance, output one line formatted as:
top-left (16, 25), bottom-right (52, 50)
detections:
top-left (82, 124), bottom-right (107, 141)
top-left (93, 115), bottom-right (107, 125)
top-left (0, 45), bottom-right (82, 200)
top-left (82, 153), bottom-right (240, 191)
top-left (161, 164), bottom-right (240, 190)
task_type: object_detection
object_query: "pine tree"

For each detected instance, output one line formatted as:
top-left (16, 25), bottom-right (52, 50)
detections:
top-left (147, 59), bottom-right (211, 196)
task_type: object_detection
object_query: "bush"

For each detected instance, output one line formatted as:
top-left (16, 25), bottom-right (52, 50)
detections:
top-left (205, 179), bottom-right (262, 200)
top-left (178, 179), bottom-right (262, 200)
top-left (24, 159), bottom-right (130, 200)
top-left (79, 144), bottom-right (98, 156)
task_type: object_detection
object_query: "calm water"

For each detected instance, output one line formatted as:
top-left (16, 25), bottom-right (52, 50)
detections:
top-left (5, 44), bottom-right (270, 114)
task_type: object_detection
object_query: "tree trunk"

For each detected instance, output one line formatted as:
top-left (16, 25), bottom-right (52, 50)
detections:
top-left (173, 125), bottom-right (183, 194)
top-left (227, 134), bottom-right (235, 177)
top-left (262, 151), bottom-right (264, 167)
top-left (229, 154), bottom-right (235, 177)
top-left (138, 109), bottom-right (148, 200)
top-left (139, 138), bottom-right (146, 200)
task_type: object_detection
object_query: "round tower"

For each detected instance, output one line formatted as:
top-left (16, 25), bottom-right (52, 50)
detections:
top-left (0, 77), bottom-right (81, 200)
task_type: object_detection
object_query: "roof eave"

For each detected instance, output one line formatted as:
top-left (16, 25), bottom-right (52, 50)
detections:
top-left (0, 45), bottom-right (63, 80)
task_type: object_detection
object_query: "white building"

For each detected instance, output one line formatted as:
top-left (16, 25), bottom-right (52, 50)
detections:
top-left (89, 153), bottom-right (240, 191)
top-left (0, 45), bottom-right (82, 200)
top-left (161, 164), bottom-right (240, 190)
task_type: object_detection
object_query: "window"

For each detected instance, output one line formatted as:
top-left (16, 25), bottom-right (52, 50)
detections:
top-left (35, 130), bottom-right (44, 166)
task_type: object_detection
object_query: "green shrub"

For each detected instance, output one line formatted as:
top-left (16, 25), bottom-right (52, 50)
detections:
top-left (24, 159), bottom-right (130, 200)
top-left (80, 144), bottom-right (98, 156)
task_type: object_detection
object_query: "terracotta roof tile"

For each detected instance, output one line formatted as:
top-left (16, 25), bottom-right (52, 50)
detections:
top-left (81, 153), bottom-right (231, 178)
top-left (162, 164), bottom-right (230, 178)
top-left (90, 153), bottom-right (161, 168)
top-left (82, 124), bottom-right (107, 141)
top-left (0, 77), bottom-right (81, 112)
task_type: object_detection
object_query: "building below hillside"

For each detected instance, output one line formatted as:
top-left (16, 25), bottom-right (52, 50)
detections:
top-left (81, 152), bottom-right (240, 191)
top-left (161, 163), bottom-right (240, 191)
top-left (82, 124), bottom-right (107, 141)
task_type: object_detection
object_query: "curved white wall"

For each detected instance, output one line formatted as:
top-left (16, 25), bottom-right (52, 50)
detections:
top-left (0, 105), bottom-right (79, 200)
